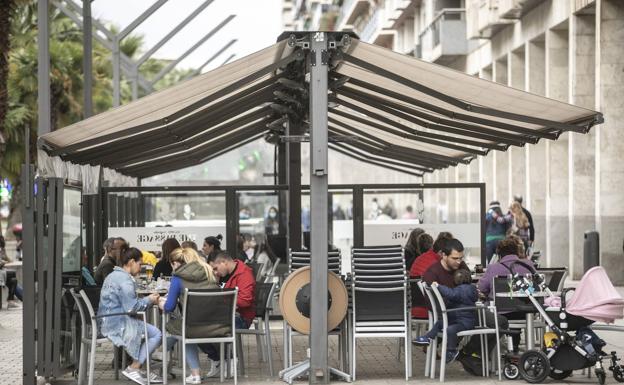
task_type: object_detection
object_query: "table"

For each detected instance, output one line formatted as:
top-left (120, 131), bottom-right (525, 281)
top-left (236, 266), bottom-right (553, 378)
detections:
top-left (505, 291), bottom-right (548, 350)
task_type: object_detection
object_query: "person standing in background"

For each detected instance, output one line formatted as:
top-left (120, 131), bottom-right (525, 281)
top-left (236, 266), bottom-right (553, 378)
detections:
top-left (513, 195), bottom-right (535, 251)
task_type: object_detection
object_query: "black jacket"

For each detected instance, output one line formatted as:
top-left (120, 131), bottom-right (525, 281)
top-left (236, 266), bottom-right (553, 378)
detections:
top-left (94, 255), bottom-right (116, 286)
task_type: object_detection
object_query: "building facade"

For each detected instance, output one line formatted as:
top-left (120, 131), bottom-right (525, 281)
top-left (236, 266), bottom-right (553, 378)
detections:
top-left (284, 0), bottom-right (624, 283)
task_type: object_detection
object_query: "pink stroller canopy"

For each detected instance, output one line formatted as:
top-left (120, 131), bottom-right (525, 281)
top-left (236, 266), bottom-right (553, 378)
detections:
top-left (567, 266), bottom-right (624, 324)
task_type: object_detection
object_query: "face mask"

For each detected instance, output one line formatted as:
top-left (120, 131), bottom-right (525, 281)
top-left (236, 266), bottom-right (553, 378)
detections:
top-left (269, 211), bottom-right (277, 218)
top-left (245, 248), bottom-right (254, 259)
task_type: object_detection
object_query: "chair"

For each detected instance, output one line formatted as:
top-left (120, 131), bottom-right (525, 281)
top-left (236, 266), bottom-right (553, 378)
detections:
top-left (248, 262), bottom-right (265, 282)
top-left (350, 246), bottom-right (411, 380)
top-left (165, 288), bottom-right (238, 385)
top-left (536, 267), bottom-right (568, 293)
top-left (236, 281), bottom-right (277, 376)
top-left (426, 283), bottom-right (502, 382)
top-left (71, 287), bottom-right (152, 385)
top-left (411, 279), bottom-right (434, 377)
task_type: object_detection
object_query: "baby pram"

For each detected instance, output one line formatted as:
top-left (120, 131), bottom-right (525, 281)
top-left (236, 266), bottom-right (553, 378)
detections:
top-left (509, 266), bottom-right (624, 384)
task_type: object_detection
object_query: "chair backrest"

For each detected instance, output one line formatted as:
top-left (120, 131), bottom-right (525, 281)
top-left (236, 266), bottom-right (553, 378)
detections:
top-left (536, 267), bottom-right (567, 292)
top-left (351, 245), bottom-right (407, 322)
top-left (288, 249), bottom-right (341, 274)
top-left (182, 288), bottom-right (238, 336)
top-left (421, 283), bottom-right (439, 324)
top-left (249, 262), bottom-right (265, 282)
top-left (409, 278), bottom-right (428, 308)
top-left (492, 276), bottom-right (542, 313)
top-left (73, 287), bottom-right (101, 339)
top-left (254, 281), bottom-right (277, 318)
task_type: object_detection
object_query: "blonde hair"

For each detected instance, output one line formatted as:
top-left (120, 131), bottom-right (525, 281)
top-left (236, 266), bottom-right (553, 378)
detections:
top-left (169, 247), bottom-right (216, 282)
top-left (510, 202), bottom-right (529, 228)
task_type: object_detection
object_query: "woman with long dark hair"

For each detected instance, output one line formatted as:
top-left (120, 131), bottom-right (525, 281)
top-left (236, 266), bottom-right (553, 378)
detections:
top-left (153, 238), bottom-right (181, 279)
top-left (202, 234), bottom-right (222, 261)
top-left (252, 233), bottom-right (278, 278)
top-left (404, 228), bottom-right (425, 270)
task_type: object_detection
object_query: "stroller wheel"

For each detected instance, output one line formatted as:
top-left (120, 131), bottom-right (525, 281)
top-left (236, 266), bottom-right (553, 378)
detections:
top-left (504, 363), bottom-right (520, 380)
top-left (549, 369), bottom-right (573, 380)
top-left (614, 366), bottom-right (624, 383)
top-left (519, 350), bottom-right (551, 383)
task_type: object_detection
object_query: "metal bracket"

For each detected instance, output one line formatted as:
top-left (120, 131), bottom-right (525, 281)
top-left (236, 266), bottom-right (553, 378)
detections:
top-left (280, 135), bottom-right (309, 143)
top-left (310, 50), bottom-right (329, 67)
top-left (288, 34), bottom-right (310, 49)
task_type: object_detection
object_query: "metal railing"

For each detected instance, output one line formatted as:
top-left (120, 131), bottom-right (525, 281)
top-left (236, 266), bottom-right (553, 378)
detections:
top-left (360, 8), bottom-right (381, 42)
top-left (417, 8), bottom-right (465, 60)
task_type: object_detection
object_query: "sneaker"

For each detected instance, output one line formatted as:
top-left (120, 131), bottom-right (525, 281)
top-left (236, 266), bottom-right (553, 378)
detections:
top-left (413, 336), bottom-right (431, 346)
top-left (446, 350), bottom-right (460, 363)
top-left (185, 374), bottom-right (201, 384)
top-left (144, 371), bottom-right (163, 383)
top-left (458, 352), bottom-right (482, 376)
top-left (205, 360), bottom-right (220, 378)
top-left (122, 367), bottom-right (146, 385)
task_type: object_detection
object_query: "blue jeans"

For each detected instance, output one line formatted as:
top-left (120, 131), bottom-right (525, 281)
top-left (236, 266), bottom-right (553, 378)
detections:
top-left (138, 323), bottom-right (162, 365)
top-left (199, 316), bottom-right (249, 361)
top-left (424, 320), bottom-right (471, 351)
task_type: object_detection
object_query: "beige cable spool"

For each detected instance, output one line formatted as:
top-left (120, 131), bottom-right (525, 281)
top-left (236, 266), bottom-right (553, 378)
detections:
top-left (279, 266), bottom-right (348, 335)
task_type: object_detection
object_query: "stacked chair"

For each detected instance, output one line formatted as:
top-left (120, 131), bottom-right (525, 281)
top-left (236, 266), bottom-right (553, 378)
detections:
top-left (350, 245), bottom-right (411, 381)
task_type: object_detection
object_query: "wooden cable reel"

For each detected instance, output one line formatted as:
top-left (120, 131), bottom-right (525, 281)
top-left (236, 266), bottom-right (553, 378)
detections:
top-left (279, 266), bottom-right (348, 334)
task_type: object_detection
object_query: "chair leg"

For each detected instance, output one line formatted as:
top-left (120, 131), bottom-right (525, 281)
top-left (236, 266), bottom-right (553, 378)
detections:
top-left (424, 340), bottom-right (432, 377)
top-left (255, 319), bottom-right (264, 362)
top-left (237, 335), bottom-right (245, 376)
top-left (430, 337), bottom-right (437, 379)
top-left (265, 315), bottom-right (274, 377)
top-left (233, 340), bottom-right (238, 385)
top-left (404, 335), bottom-right (409, 381)
top-left (113, 346), bottom-right (119, 380)
top-left (440, 333), bottom-right (447, 382)
top-left (88, 339), bottom-right (97, 385)
top-left (182, 341), bottom-right (187, 385)
top-left (78, 341), bottom-right (87, 385)
top-left (220, 342), bottom-right (225, 383)
top-left (351, 335), bottom-right (357, 381)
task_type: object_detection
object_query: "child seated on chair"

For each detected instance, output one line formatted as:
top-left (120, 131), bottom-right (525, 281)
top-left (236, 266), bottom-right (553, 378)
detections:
top-left (414, 269), bottom-right (478, 363)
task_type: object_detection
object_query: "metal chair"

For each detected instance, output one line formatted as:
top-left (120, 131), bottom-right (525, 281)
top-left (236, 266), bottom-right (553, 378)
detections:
top-left (350, 246), bottom-right (411, 380)
top-left (426, 283), bottom-right (502, 382)
top-left (236, 281), bottom-right (277, 376)
top-left (262, 257), bottom-right (281, 283)
top-left (411, 279), bottom-right (434, 377)
top-left (71, 287), bottom-right (152, 385)
top-left (536, 267), bottom-right (568, 293)
top-left (165, 288), bottom-right (238, 385)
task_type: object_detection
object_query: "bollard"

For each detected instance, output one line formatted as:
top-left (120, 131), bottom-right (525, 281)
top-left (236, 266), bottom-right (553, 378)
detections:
top-left (583, 231), bottom-right (600, 272)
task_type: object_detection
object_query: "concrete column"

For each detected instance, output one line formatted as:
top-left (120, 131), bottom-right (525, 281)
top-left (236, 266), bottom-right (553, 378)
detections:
top-left (527, 37), bottom-right (547, 254)
top-left (597, 0), bottom-right (624, 283)
top-left (569, 12), bottom-right (596, 278)
top-left (510, 47), bottom-right (527, 204)
top-left (546, 25), bottom-right (570, 268)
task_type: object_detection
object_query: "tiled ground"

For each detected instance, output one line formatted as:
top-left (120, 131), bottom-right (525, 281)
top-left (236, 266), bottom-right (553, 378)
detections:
top-left (5, 283), bottom-right (624, 384)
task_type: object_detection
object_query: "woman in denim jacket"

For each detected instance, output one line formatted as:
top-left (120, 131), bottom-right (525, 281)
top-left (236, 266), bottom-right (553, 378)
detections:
top-left (99, 247), bottom-right (162, 384)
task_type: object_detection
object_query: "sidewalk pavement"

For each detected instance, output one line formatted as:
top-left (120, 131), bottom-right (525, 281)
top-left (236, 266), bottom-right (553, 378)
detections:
top-left (3, 286), bottom-right (624, 384)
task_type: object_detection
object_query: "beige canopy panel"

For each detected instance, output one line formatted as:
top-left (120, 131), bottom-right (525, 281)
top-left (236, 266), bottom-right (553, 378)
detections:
top-left (38, 33), bottom-right (602, 178)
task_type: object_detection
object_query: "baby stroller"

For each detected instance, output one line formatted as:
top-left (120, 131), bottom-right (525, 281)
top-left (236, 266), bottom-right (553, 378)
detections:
top-left (509, 266), bottom-right (624, 384)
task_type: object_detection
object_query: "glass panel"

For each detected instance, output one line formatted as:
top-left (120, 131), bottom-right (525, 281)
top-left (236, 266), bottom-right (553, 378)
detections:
top-left (237, 191), bottom-right (284, 269)
top-left (62, 186), bottom-right (82, 273)
top-left (363, 187), bottom-right (482, 268)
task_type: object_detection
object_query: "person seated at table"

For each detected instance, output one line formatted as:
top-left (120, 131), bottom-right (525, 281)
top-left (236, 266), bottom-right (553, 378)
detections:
top-left (414, 269), bottom-right (478, 363)
top-left (159, 247), bottom-right (219, 385)
top-left (423, 238), bottom-right (469, 287)
top-left (250, 233), bottom-right (278, 280)
top-left (409, 233), bottom-right (438, 318)
top-left (95, 237), bottom-right (127, 286)
top-left (201, 234), bottom-right (223, 261)
top-left (475, 235), bottom-right (535, 353)
top-left (404, 228), bottom-right (425, 271)
top-left (180, 241), bottom-right (199, 252)
top-left (153, 238), bottom-right (180, 280)
top-left (98, 247), bottom-right (162, 384)
top-left (201, 251), bottom-right (256, 377)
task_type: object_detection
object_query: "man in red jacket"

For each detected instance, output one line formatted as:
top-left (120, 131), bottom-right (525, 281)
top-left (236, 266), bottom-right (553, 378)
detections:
top-left (201, 251), bottom-right (256, 377)
top-left (212, 251), bottom-right (256, 326)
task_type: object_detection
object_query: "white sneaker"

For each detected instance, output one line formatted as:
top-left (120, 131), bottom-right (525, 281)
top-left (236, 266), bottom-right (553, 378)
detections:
top-left (122, 367), bottom-right (146, 385)
top-left (185, 374), bottom-right (201, 384)
top-left (205, 360), bottom-right (220, 378)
